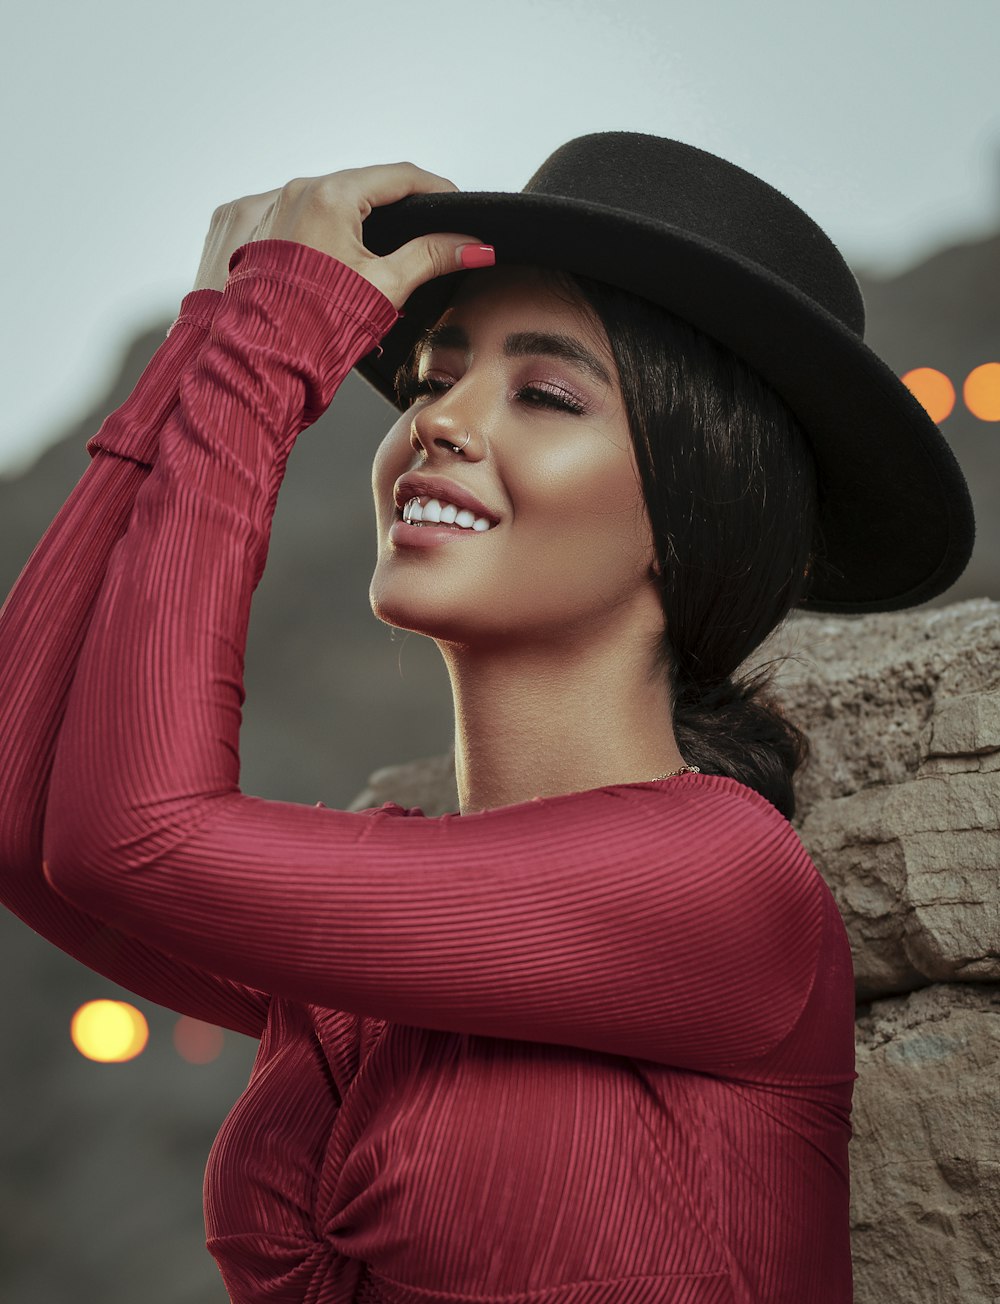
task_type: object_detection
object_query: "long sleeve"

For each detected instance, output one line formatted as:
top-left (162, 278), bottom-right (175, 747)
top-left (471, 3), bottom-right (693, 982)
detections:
top-left (0, 288), bottom-right (270, 1038)
top-left (43, 238), bottom-right (826, 1072)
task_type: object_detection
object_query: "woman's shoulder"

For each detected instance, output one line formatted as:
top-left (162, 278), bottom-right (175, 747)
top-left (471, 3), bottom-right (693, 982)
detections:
top-left (611, 771), bottom-right (829, 897)
top-left (636, 769), bottom-right (780, 804)
top-left (611, 770), bottom-right (797, 832)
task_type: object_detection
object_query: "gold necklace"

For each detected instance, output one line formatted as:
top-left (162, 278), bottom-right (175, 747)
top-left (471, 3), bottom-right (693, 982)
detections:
top-left (648, 764), bottom-right (701, 780)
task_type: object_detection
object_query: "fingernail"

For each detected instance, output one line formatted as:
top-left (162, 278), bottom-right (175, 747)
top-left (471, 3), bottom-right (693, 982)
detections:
top-left (459, 244), bottom-right (495, 269)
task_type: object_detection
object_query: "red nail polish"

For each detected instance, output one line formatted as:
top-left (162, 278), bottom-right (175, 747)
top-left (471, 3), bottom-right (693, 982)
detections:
top-left (460, 244), bottom-right (496, 268)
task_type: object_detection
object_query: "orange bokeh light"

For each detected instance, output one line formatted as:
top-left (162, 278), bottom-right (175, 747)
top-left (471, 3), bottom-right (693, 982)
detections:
top-left (963, 362), bottom-right (1000, 421)
top-left (173, 1016), bottom-right (224, 1064)
top-left (901, 368), bottom-right (955, 424)
top-left (71, 1000), bottom-right (149, 1063)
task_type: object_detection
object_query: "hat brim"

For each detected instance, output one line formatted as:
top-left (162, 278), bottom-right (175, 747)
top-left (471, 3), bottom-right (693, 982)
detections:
top-left (356, 191), bottom-right (975, 614)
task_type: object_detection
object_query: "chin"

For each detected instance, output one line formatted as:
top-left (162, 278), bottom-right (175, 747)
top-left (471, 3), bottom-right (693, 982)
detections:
top-left (368, 576), bottom-right (458, 642)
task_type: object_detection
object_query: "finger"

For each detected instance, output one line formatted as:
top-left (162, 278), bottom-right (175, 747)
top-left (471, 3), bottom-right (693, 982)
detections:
top-left (345, 160), bottom-right (460, 210)
top-left (375, 232), bottom-right (494, 308)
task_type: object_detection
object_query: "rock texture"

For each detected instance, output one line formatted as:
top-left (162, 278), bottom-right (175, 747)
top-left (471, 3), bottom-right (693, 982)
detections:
top-left (349, 598), bottom-right (1000, 1304)
top-left (852, 984), bottom-right (1000, 1304)
top-left (771, 601), bottom-right (1000, 1001)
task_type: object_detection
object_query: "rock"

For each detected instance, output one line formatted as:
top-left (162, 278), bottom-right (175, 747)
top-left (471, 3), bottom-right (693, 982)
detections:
top-left (850, 984), bottom-right (1000, 1304)
top-left (347, 749), bottom-right (458, 817)
top-left (799, 770), bottom-right (1000, 998)
top-left (766, 598), bottom-right (1000, 813)
top-left (770, 600), bottom-right (1000, 1000)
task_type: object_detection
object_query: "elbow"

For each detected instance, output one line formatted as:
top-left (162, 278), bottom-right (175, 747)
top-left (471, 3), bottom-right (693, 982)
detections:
top-left (41, 851), bottom-right (75, 900)
top-left (44, 785), bottom-right (236, 903)
top-left (42, 735), bottom-right (166, 898)
top-left (41, 814), bottom-right (108, 905)
top-left (0, 756), bottom-right (59, 875)
top-left (40, 852), bottom-right (108, 912)
top-left (0, 801), bottom-right (35, 878)
top-left (0, 774), bottom-right (95, 886)
top-left (41, 788), bottom-right (136, 904)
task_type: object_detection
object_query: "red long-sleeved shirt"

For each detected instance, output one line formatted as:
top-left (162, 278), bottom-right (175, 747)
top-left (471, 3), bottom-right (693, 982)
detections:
top-left (0, 238), bottom-right (857, 1303)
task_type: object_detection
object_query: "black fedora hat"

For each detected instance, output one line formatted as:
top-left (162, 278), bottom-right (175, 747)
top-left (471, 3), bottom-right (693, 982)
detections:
top-left (356, 131), bottom-right (975, 614)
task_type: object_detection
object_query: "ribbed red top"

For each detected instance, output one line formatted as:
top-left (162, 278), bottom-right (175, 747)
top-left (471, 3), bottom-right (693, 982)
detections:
top-left (0, 239), bottom-right (856, 1303)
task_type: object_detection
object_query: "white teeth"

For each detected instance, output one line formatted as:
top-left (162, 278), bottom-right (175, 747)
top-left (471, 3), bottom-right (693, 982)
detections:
top-left (402, 497), bottom-right (492, 532)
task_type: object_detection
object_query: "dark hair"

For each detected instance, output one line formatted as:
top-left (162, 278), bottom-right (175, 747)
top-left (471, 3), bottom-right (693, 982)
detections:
top-left (545, 269), bottom-right (823, 821)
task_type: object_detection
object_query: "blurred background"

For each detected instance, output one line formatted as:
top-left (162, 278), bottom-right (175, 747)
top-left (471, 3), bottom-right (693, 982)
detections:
top-left (1, 0), bottom-right (998, 1299)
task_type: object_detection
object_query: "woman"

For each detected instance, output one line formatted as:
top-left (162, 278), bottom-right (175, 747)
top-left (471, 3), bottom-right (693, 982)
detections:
top-left (0, 133), bottom-right (974, 1302)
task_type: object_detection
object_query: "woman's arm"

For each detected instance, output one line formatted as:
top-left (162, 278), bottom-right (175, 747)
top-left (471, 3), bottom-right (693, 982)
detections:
top-left (0, 289), bottom-right (270, 1038)
top-left (42, 233), bottom-right (826, 1073)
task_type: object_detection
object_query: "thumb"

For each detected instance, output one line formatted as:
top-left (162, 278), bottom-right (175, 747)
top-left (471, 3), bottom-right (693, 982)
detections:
top-left (376, 233), bottom-right (495, 308)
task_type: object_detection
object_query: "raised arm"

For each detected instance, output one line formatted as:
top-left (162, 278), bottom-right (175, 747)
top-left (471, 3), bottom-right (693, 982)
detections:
top-left (0, 288), bottom-right (272, 1038)
top-left (41, 164), bottom-right (827, 1073)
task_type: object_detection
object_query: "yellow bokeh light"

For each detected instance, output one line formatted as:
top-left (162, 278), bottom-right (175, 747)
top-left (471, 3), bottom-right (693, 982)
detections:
top-left (901, 368), bottom-right (955, 424)
top-left (71, 1000), bottom-right (149, 1063)
top-left (963, 362), bottom-right (1000, 421)
top-left (173, 1016), bottom-right (224, 1064)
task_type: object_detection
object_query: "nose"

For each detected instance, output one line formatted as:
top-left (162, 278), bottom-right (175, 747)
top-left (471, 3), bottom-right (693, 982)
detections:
top-left (409, 377), bottom-right (484, 460)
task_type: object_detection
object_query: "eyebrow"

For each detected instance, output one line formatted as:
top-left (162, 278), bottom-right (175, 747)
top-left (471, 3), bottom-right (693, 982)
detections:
top-left (414, 322), bottom-right (614, 388)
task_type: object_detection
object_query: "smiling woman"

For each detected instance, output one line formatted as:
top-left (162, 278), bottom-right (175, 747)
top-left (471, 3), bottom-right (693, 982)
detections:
top-left (370, 258), bottom-right (819, 817)
top-left (367, 260), bottom-right (697, 818)
top-left (0, 135), bottom-right (975, 1304)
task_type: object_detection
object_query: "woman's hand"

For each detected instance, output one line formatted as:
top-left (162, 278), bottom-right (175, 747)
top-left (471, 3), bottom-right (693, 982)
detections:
top-left (192, 186), bottom-right (283, 293)
top-left (191, 162), bottom-right (492, 309)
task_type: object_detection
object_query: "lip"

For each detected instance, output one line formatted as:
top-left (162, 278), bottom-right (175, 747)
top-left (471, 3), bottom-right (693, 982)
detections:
top-left (393, 474), bottom-right (502, 526)
top-left (389, 519), bottom-right (497, 549)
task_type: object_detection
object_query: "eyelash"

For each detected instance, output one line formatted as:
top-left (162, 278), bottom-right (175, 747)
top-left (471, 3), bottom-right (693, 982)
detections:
top-left (396, 373), bottom-right (587, 415)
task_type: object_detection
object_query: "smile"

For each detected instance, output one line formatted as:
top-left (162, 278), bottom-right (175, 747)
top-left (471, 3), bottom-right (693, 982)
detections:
top-left (401, 496), bottom-right (496, 532)
top-left (388, 517), bottom-right (499, 549)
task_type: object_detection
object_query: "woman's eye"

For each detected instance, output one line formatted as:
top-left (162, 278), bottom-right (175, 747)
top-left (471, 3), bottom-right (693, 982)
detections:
top-left (403, 376), bottom-right (450, 401)
top-left (395, 374), bottom-right (447, 406)
top-left (518, 385), bottom-right (586, 414)
top-left (397, 373), bottom-right (585, 415)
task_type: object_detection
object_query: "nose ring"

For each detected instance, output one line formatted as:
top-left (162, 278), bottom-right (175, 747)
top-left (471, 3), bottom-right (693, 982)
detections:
top-left (449, 430), bottom-right (471, 454)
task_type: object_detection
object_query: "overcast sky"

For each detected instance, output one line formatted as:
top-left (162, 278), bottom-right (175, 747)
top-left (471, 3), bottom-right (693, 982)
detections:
top-left (1, 0), bottom-right (998, 475)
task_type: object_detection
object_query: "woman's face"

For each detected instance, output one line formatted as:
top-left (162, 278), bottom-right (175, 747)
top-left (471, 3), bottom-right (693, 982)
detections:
top-left (369, 264), bottom-right (661, 651)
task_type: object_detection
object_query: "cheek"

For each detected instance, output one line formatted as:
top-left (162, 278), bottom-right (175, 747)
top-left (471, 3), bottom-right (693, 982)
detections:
top-left (482, 454), bottom-right (648, 627)
top-left (370, 420), bottom-right (410, 518)
top-left (509, 439), bottom-right (649, 559)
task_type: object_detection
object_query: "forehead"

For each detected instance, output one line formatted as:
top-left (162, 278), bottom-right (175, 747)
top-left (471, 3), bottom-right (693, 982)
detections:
top-left (441, 263), bottom-right (603, 337)
top-left (416, 265), bottom-right (617, 392)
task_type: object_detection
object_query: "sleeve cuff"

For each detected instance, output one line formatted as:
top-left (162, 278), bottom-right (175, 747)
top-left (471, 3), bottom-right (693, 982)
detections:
top-left (86, 242), bottom-right (400, 470)
top-left (169, 287), bottom-right (225, 336)
top-left (217, 240), bottom-right (402, 431)
top-left (226, 239), bottom-right (400, 346)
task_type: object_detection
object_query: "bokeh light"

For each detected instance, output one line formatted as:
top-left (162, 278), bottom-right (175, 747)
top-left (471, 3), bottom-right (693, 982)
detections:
top-left (173, 1016), bottom-right (225, 1064)
top-left (71, 1000), bottom-right (149, 1063)
top-left (901, 367), bottom-right (956, 424)
top-left (963, 362), bottom-right (1000, 421)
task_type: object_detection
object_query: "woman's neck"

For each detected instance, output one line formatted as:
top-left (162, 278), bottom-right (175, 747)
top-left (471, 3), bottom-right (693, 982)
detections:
top-left (440, 622), bottom-right (686, 816)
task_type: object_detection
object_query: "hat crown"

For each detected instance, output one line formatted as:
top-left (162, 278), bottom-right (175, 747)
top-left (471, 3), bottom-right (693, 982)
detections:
top-left (523, 132), bottom-right (865, 336)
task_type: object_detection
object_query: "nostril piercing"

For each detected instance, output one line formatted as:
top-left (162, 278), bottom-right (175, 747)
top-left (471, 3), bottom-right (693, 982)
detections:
top-left (448, 431), bottom-right (472, 454)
